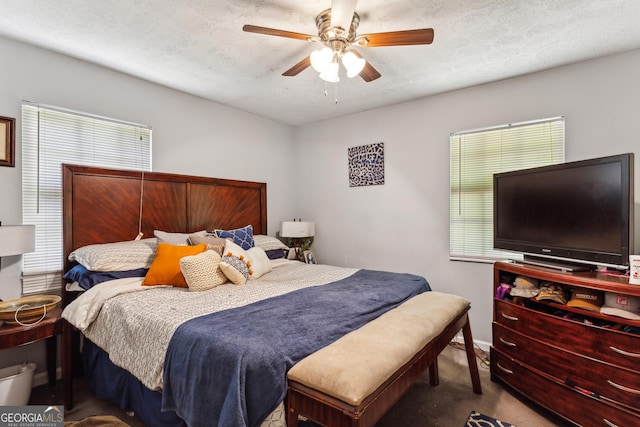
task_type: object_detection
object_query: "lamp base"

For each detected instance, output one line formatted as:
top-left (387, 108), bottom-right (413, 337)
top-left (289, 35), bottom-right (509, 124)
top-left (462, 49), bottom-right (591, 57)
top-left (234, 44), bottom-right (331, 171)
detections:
top-left (277, 233), bottom-right (314, 262)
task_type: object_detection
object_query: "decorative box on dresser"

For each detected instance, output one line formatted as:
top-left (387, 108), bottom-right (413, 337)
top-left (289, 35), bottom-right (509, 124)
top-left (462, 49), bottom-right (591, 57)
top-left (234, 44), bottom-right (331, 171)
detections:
top-left (491, 261), bottom-right (640, 427)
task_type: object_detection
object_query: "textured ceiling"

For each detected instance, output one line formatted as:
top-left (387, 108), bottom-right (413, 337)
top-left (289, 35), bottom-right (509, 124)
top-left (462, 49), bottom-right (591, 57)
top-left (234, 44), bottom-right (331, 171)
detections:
top-left (1, 0), bottom-right (640, 126)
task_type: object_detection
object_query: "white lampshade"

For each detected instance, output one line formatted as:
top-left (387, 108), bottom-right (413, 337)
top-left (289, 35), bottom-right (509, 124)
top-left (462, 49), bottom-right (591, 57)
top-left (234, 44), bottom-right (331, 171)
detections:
top-left (0, 225), bottom-right (36, 257)
top-left (311, 47), bottom-right (333, 73)
top-left (342, 50), bottom-right (366, 78)
top-left (319, 61), bottom-right (340, 83)
top-left (280, 221), bottom-right (315, 238)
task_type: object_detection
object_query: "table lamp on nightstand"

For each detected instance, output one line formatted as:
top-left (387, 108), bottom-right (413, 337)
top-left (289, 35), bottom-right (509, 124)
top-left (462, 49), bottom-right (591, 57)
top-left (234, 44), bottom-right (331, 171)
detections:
top-left (278, 220), bottom-right (315, 262)
top-left (0, 223), bottom-right (36, 272)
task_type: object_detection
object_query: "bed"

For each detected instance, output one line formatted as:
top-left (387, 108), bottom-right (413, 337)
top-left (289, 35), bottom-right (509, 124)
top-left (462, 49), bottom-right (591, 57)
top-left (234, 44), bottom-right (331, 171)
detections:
top-left (60, 164), bottom-right (474, 427)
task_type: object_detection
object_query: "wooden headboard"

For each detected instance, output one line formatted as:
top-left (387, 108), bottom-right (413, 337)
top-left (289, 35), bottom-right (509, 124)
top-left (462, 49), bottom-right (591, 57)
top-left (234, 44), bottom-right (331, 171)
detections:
top-left (62, 164), bottom-right (267, 273)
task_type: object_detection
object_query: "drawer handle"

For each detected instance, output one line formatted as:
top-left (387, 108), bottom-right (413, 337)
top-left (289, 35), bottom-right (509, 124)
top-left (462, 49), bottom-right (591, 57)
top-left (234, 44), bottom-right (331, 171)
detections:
top-left (609, 346), bottom-right (640, 358)
top-left (501, 313), bottom-right (519, 321)
top-left (607, 379), bottom-right (640, 395)
top-left (499, 337), bottom-right (517, 347)
top-left (603, 419), bottom-right (618, 427)
top-left (496, 362), bottom-right (513, 375)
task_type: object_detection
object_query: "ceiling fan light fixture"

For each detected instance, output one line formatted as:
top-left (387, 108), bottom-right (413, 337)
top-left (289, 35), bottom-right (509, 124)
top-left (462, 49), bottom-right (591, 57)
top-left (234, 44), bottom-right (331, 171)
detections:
top-left (310, 47), bottom-right (333, 73)
top-left (319, 61), bottom-right (340, 83)
top-left (342, 50), bottom-right (366, 78)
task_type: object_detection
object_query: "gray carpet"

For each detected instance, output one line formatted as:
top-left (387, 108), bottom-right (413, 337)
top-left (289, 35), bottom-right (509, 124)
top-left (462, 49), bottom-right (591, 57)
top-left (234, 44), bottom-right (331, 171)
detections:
top-left (30, 343), bottom-right (565, 426)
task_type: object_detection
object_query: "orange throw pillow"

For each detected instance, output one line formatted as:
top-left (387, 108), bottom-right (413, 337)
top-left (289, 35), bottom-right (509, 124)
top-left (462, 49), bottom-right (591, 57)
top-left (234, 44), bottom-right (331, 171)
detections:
top-left (142, 243), bottom-right (207, 288)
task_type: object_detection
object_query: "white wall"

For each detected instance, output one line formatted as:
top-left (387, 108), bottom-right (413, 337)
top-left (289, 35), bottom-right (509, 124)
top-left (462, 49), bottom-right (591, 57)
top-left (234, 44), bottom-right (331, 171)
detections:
top-left (295, 48), bottom-right (640, 345)
top-left (2, 32), bottom-right (639, 372)
top-left (0, 35), bottom-right (296, 373)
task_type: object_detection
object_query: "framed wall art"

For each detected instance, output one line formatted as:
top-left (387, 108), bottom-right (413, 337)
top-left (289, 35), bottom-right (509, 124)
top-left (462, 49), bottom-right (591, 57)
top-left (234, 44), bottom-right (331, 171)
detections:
top-left (348, 142), bottom-right (384, 187)
top-left (0, 116), bottom-right (16, 167)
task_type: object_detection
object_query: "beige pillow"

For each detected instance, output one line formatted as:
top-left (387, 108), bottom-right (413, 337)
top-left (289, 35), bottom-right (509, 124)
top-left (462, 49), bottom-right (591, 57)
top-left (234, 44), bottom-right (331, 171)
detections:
top-left (179, 250), bottom-right (228, 291)
top-left (253, 234), bottom-right (289, 251)
top-left (68, 238), bottom-right (157, 271)
top-left (188, 234), bottom-right (227, 255)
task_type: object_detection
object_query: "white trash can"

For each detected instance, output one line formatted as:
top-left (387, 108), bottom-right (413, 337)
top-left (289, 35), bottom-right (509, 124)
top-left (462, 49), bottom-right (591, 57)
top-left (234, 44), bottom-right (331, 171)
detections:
top-left (0, 363), bottom-right (37, 405)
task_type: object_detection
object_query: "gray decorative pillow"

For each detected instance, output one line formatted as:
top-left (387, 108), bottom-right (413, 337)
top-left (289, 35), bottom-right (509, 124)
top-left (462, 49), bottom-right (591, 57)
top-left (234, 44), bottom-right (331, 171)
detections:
top-left (68, 238), bottom-right (158, 272)
top-left (219, 254), bottom-right (251, 285)
top-left (154, 230), bottom-right (206, 245)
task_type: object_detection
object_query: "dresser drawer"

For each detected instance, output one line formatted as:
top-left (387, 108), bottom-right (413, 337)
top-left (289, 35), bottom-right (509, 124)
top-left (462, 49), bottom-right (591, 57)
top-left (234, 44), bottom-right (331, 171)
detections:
top-left (493, 323), bottom-right (640, 411)
top-left (491, 348), bottom-right (640, 427)
top-left (495, 300), bottom-right (640, 373)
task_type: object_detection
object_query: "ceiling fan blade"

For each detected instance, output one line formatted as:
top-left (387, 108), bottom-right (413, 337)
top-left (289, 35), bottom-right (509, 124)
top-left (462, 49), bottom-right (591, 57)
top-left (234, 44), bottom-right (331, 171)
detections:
top-left (242, 24), bottom-right (314, 42)
top-left (360, 62), bottom-right (381, 82)
top-left (282, 56), bottom-right (311, 76)
top-left (331, 0), bottom-right (358, 30)
top-left (359, 28), bottom-right (434, 47)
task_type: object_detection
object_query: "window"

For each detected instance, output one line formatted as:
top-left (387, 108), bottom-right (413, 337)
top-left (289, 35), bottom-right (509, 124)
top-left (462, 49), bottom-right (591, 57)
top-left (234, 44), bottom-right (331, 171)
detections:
top-left (21, 102), bottom-right (152, 295)
top-left (450, 117), bottom-right (564, 262)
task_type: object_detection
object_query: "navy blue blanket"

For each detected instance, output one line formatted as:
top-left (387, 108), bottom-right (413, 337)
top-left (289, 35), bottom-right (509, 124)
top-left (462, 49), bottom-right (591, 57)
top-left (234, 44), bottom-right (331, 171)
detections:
top-left (162, 269), bottom-right (430, 427)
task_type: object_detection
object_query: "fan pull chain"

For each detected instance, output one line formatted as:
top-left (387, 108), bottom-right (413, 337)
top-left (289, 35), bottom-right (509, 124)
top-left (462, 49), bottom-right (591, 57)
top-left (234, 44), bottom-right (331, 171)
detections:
top-left (321, 81), bottom-right (339, 104)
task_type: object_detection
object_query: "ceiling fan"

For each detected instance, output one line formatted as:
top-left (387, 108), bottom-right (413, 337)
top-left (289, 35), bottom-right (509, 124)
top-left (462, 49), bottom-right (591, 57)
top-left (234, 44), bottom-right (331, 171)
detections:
top-left (242, 0), bottom-right (434, 83)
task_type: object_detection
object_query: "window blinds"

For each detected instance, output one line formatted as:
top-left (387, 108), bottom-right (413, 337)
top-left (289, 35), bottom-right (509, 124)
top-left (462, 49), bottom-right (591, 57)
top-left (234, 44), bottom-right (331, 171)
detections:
top-left (21, 102), bottom-right (152, 295)
top-left (450, 117), bottom-right (564, 262)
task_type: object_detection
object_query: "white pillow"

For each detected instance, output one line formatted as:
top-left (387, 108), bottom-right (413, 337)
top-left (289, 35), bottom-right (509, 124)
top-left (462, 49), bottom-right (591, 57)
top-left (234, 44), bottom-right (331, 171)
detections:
top-left (223, 240), bottom-right (273, 280)
top-left (246, 247), bottom-right (272, 279)
top-left (68, 238), bottom-right (157, 272)
top-left (180, 250), bottom-right (227, 291)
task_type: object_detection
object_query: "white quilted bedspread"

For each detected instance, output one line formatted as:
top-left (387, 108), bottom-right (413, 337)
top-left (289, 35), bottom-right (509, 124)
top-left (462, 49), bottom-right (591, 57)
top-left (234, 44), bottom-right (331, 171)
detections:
top-left (62, 259), bottom-right (357, 426)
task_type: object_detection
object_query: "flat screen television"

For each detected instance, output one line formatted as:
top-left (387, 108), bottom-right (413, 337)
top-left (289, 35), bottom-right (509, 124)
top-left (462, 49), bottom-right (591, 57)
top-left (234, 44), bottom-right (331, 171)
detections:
top-left (494, 153), bottom-right (634, 271)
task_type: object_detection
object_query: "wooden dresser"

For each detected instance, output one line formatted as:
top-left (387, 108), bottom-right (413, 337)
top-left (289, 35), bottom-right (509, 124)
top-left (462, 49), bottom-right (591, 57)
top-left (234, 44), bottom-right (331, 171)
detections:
top-left (491, 261), bottom-right (640, 427)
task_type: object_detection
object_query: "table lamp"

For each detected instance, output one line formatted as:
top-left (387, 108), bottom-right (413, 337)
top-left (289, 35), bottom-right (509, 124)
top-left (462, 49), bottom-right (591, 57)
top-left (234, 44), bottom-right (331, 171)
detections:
top-left (279, 220), bottom-right (315, 262)
top-left (0, 223), bottom-right (36, 271)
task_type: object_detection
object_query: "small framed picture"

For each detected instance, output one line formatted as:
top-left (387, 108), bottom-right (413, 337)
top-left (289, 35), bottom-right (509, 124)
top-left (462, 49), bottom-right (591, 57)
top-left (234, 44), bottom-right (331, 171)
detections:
top-left (0, 116), bottom-right (16, 167)
top-left (303, 249), bottom-right (316, 264)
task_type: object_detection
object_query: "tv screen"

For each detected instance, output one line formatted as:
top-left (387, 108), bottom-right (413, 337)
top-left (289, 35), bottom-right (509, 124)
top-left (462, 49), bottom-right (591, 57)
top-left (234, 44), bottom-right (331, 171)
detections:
top-left (494, 153), bottom-right (634, 270)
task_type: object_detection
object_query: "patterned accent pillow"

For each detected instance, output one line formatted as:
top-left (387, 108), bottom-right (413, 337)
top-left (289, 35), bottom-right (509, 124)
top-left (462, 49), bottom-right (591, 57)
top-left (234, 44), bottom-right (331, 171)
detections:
top-left (214, 225), bottom-right (254, 250)
top-left (142, 243), bottom-right (207, 288)
top-left (253, 234), bottom-right (289, 252)
top-left (68, 238), bottom-right (158, 272)
top-left (219, 254), bottom-right (251, 285)
top-left (188, 234), bottom-right (227, 255)
top-left (180, 250), bottom-right (228, 291)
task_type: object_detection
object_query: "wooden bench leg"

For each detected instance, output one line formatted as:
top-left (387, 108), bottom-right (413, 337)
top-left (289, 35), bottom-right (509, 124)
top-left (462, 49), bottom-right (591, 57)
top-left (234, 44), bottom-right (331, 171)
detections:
top-left (462, 316), bottom-right (482, 394)
top-left (428, 358), bottom-right (439, 386)
top-left (287, 400), bottom-right (299, 427)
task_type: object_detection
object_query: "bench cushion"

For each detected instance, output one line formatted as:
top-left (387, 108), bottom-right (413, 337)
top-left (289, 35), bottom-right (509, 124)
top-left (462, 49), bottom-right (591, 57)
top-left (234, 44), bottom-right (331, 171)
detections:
top-left (287, 291), bottom-right (470, 406)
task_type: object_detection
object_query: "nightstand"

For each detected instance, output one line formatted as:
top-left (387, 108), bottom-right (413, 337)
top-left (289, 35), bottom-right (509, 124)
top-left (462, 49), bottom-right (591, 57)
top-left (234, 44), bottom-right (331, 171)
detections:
top-left (0, 307), bottom-right (64, 388)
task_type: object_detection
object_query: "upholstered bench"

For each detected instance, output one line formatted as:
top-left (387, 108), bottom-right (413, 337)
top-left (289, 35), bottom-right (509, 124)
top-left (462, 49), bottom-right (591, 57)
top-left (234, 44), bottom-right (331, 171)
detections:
top-left (286, 291), bottom-right (482, 427)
